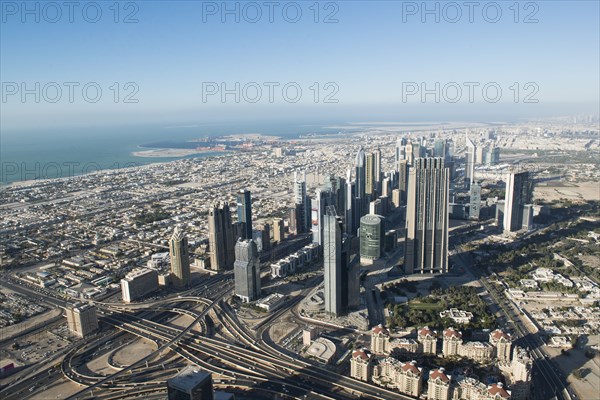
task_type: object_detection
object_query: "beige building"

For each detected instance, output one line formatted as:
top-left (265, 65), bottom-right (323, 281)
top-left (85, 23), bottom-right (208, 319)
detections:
top-left (350, 348), bottom-right (373, 382)
top-left (273, 218), bottom-right (285, 243)
top-left (418, 326), bottom-right (438, 354)
top-left (388, 338), bottom-right (419, 354)
top-left (120, 267), bottom-right (158, 303)
top-left (507, 346), bottom-right (532, 400)
top-left (397, 361), bottom-right (423, 397)
top-left (66, 302), bottom-right (98, 338)
top-left (427, 368), bottom-right (451, 400)
top-left (484, 383), bottom-right (511, 399)
top-left (489, 329), bottom-right (512, 362)
top-left (373, 358), bottom-right (422, 397)
top-left (442, 327), bottom-right (463, 357)
top-left (370, 324), bottom-right (389, 355)
top-left (457, 341), bottom-right (495, 362)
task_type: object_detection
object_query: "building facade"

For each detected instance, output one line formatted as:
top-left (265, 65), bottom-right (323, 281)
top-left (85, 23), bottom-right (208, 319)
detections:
top-left (170, 228), bottom-right (191, 288)
top-left (66, 302), bottom-right (98, 338)
top-left (233, 239), bottom-right (261, 302)
top-left (404, 157), bottom-right (449, 274)
top-left (121, 267), bottom-right (158, 303)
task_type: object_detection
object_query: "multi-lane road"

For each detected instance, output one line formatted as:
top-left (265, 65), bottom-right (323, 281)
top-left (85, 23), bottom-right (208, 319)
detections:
top-left (454, 249), bottom-right (575, 400)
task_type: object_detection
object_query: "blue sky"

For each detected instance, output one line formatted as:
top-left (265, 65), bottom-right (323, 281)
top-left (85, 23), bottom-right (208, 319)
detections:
top-left (1, 0), bottom-right (599, 131)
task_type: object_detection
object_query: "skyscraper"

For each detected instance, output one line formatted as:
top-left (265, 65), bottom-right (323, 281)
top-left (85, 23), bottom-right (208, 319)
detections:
top-left (237, 189), bottom-right (252, 240)
top-left (374, 148), bottom-right (382, 192)
top-left (170, 228), bottom-right (191, 287)
top-left (272, 218), bottom-right (284, 243)
top-left (365, 152), bottom-right (375, 196)
top-left (469, 182), bottom-right (482, 220)
top-left (234, 239), bottom-right (261, 302)
top-left (433, 138), bottom-right (446, 159)
top-left (397, 160), bottom-right (408, 205)
top-left (323, 206), bottom-right (350, 316)
top-left (465, 133), bottom-right (476, 188)
top-left (503, 171), bottom-right (533, 234)
top-left (395, 137), bottom-right (407, 167)
top-left (355, 147), bottom-right (366, 202)
top-left (293, 171), bottom-right (309, 233)
top-left (208, 203), bottom-right (234, 271)
top-left (405, 157), bottom-right (449, 274)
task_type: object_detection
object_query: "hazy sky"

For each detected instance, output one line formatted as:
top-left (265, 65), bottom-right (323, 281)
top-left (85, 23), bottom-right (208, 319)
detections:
top-left (1, 0), bottom-right (599, 131)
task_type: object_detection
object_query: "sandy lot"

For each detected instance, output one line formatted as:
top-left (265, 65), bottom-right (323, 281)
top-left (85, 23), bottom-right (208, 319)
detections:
top-left (112, 339), bottom-right (157, 367)
top-left (545, 335), bottom-right (600, 400)
top-left (534, 181), bottom-right (600, 202)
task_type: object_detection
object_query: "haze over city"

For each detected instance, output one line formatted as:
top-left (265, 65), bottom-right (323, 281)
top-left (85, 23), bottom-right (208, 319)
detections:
top-left (0, 2), bottom-right (599, 400)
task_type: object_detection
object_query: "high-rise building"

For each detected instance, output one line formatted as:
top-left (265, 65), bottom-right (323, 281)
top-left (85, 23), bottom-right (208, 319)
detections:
top-left (272, 218), bottom-right (284, 243)
top-left (293, 170), bottom-right (309, 234)
top-left (405, 143), bottom-right (414, 165)
top-left (465, 134), bottom-right (476, 188)
top-left (487, 145), bottom-right (500, 165)
top-left (503, 171), bottom-right (533, 234)
top-left (365, 152), bottom-right (375, 196)
top-left (345, 169), bottom-right (355, 235)
top-left (395, 137), bottom-right (407, 167)
top-left (170, 228), bottom-right (191, 287)
top-left (234, 239), bottom-right (261, 302)
top-left (323, 206), bottom-right (345, 316)
top-left (427, 368), bottom-right (452, 400)
top-left (208, 203), bottom-right (235, 271)
top-left (404, 157), bottom-right (449, 274)
top-left (121, 267), bottom-right (158, 302)
top-left (66, 302), bottom-right (98, 338)
top-left (373, 148), bottom-right (382, 190)
top-left (355, 147), bottom-right (366, 203)
top-left (433, 138), bottom-right (446, 159)
top-left (167, 366), bottom-right (214, 400)
top-left (397, 160), bottom-right (408, 205)
top-left (469, 182), bottom-right (482, 220)
top-left (237, 189), bottom-right (252, 240)
top-left (360, 214), bottom-right (384, 264)
top-left (288, 207), bottom-right (298, 235)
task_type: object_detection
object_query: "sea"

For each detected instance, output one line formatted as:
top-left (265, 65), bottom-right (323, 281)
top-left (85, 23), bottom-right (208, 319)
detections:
top-left (0, 122), bottom-right (341, 186)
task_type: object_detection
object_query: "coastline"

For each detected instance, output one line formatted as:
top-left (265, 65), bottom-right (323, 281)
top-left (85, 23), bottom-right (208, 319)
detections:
top-left (131, 148), bottom-right (209, 158)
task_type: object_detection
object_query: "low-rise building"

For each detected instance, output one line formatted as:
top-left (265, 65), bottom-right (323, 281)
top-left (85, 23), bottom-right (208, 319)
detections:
top-left (439, 308), bottom-right (474, 324)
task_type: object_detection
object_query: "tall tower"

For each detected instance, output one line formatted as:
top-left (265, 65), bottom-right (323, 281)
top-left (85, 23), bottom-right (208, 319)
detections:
top-left (272, 218), bottom-right (284, 243)
top-left (293, 171), bottom-right (308, 233)
top-left (344, 168), bottom-right (355, 235)
top-left (355, 147), bottom-right (366, 200)
top-left (504, 171), bottom-right (533, 234)
top-left (237, 189), bottom-right (253, 240)
top-left (395, 137), bottom-right (407, 167)
top-left (434, 138), bottom-right (446, 159)
top-left (323, 206), bottom-right (348, 316)
top-left (234, 239), bottom-right (261, 302)
top-left (365, 152), bottom-right (375, 196)
top-left (397, 159), bottom-right (408, 205)
top-left (465, 132), bottom-right (476, 188)
top-left (404, 157), bottom-right (449, 274)
top-left (373, 148), bottom-right (382, 192)
top-left (170, 228), bottom-right (191, 287)
top-left (208, 203), bottom-right (234, 271)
